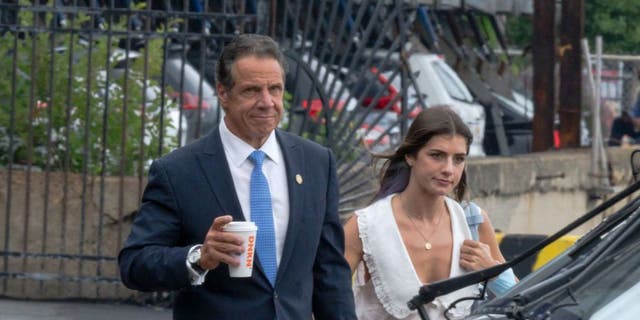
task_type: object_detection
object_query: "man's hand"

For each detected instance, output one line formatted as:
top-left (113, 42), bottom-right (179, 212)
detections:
top-left (459, 239), bottom-right (497, 271)
top-left (199, 215), bottom-right (245, 270)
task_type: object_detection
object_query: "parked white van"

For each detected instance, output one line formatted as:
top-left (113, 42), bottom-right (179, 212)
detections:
top-left (345, 50), bottom-right (487, 156)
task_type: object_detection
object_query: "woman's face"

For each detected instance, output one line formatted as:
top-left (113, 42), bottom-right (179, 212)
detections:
top-left (405, 134), bottom-right (468, 197)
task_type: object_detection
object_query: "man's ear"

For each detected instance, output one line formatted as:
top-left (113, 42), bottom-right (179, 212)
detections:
top-left (217, 83), bottom-right (228, 106)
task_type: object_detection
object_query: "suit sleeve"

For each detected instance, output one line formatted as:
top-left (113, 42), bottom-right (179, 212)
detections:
top-left (312, 149), bottom-right (357, 320)
top-left (118, 160), bottom-right (192, 291)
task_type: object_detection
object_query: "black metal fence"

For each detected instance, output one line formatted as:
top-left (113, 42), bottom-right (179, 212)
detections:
top-left (0, 0), bottom-right (421, 303)
top-left (1, 0), bottom-right (535, 304)
top-left (0, 0), bottom-right (270, 303)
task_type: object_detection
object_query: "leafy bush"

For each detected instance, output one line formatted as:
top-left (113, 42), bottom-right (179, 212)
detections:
top-left (0, 12), bottom-right (178, 176)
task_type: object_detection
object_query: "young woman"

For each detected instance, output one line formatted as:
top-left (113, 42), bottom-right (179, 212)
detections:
top-left (344, 106), bottom-right (512, 320)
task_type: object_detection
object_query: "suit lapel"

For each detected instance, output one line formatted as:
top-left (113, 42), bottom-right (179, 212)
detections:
top-left (276, 132), bottom-right (304, 279)
top-left (196, 129), bottom-right (245, 223)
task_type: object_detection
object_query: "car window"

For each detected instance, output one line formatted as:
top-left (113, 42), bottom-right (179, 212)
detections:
top-left (431, 60), bottom-right (473, 102)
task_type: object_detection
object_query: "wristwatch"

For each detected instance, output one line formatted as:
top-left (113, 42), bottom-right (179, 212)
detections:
top-left (187, 245), bottom-right (205, 273)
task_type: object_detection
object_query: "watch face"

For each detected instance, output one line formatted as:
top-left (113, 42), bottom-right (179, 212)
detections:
top-left (189, 249), bottom-right (201, 264)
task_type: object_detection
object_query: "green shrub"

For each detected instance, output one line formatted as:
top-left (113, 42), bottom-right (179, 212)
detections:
top-left (0, 12), bottom-right (178, 176)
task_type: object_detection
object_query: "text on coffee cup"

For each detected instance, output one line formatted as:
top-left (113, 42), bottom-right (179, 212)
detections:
top-left (246, 235), bottom-right (255, 268)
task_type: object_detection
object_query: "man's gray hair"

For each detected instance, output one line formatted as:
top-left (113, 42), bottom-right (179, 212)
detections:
top-left (216, 34), bottom-right (287, 89)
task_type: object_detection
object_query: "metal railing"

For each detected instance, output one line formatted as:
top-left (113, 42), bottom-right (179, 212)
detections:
top-left (0, 0), bottom-right (527, 304)
top-left (0, 0), bottom-right (263, 303)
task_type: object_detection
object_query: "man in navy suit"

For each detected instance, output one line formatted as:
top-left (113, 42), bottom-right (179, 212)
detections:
top-left (118, 34), bottom-right (356, 320)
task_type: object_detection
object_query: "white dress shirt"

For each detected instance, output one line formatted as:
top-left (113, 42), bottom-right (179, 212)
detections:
top-left (219, 119), bottom-right (290, 266)
top-left (188, 121), bottom-right (291, 285)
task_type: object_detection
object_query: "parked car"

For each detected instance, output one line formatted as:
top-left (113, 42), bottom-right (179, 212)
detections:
top-left (113, 43), bottom-right (220, 147)
top-left (465, 186), bottom-right (640, 320)
top-left (488, 91), bottom-right (590, 155)
top-left (162, 47), bottom-right (219, 146)
top-left (347, 52), bottom-right (487, 156)
top-left (486, 91), bottom-right (535, 155)
top-left (284, 50), bottom-right (486, 156)
top-left (283, 50), bottom-right (356, 130)
top-left (286, 51), bottom-right (405, 154)
top-left (347, 66), bottom-right (420, 153)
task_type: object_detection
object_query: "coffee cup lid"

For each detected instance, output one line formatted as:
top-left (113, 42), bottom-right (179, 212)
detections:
top-left (223, 221), bottom-right (257, 232)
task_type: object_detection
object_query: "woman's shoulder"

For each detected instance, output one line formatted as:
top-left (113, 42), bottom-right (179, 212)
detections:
top-left (356, 193), bottom-right (396, 217)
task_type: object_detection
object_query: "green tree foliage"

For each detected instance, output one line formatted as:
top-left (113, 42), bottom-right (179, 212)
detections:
top-left (585, 0), bottom-right (640, 54)
top-left (505, 15), bottom-right (532, 50)
top-left (506, 1), bottom-right (640, 54)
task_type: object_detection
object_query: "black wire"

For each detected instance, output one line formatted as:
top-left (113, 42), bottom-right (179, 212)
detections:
top-left (443, 279), bottom-right (489, 320)
top-left (545, 287), bottom-right (579, 319)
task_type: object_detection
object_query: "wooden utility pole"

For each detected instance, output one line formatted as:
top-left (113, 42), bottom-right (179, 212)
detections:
top-left (558, 0), bottom-right (584, 148)
top-left (532, 0), bottom-right (556, 152)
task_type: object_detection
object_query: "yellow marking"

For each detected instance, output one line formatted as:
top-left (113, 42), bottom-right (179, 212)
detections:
top-left (495, 232), bottom-right (579, 272)
top-left (533, 235), bottom-right (580, 271)
top-left (495, 232), bottom-right (505, 244)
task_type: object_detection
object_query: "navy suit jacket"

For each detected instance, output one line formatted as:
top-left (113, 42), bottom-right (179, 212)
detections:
top-left (118, 128), bottom-right (356, 320)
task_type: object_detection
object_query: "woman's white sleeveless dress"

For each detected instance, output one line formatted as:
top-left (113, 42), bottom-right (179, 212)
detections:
top-left (353, 194), bottom-right (479, 320)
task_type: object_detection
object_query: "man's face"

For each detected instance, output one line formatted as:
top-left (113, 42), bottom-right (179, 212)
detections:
top-left (217, 55), bottom-right (285, 148)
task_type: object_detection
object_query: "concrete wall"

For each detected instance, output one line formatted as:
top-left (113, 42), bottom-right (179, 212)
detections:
top-left (0, 171), bottom-right (144, 300)
top-left (466, 147), bottom-right (638, 236)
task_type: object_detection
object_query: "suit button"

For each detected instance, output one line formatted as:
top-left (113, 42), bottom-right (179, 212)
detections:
top-left (274, 292), bottom-right (278, 299)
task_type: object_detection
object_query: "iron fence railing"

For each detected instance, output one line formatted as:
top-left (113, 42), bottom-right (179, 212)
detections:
top-left (0, 1), bottom-right (264, 303)
top-left (0, 0), bottom-right (415, 303)
top-left (0, 0), bottom-right (541, 305)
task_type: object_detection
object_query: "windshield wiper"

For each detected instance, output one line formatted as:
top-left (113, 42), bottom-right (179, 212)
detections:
top-left (407, 179), bottom-right (640, 319)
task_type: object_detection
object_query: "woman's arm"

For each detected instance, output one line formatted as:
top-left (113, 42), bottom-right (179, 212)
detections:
top-left (460, 210), bottom-right (505, 271)
top-left (479, 210), bottom-right (519, 295)
top-left (343, 214), bottom-right (364, 275)
top-left (477, 210), bottom-right (506, 264)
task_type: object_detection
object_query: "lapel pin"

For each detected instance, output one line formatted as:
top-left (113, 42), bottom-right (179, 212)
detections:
top-left (295, 174), bottom-right (303, 184)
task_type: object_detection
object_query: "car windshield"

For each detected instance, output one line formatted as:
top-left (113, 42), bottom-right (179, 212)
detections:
top-left (472, 207), bottom-right (640, 320)
top-left (533, 222), bottom-right (640, 320)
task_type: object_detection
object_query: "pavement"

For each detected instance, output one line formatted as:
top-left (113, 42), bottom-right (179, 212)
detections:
top-left (0, 298), bottom-right (171, 320)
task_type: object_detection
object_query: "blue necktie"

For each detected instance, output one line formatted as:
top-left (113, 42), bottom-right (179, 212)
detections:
top-left (248, 150), bottom-right (277, 286)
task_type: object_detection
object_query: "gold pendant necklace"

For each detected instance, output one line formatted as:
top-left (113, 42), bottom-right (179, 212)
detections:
top-left (406, 208), bottom-right (444, 251)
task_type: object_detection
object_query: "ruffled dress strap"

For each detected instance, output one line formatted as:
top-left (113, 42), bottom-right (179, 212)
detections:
top-left (355, 194), bottom-right (420, 319)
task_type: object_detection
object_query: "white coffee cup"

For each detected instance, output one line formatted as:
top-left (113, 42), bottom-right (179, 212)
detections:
top-left (222, 221), bottom-right (258, 277)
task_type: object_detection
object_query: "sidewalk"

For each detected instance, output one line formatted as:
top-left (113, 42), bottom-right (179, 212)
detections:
top-left (0, 298), bottom-right (171, 320)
